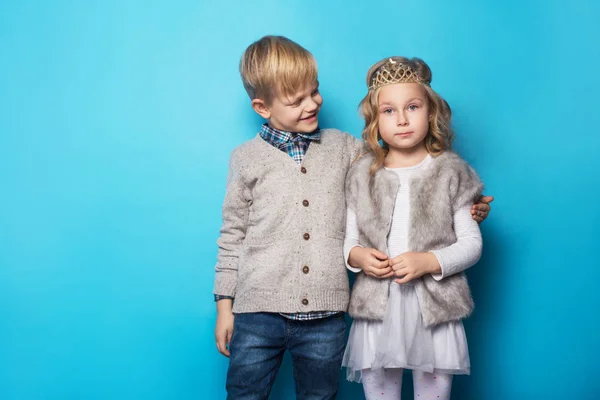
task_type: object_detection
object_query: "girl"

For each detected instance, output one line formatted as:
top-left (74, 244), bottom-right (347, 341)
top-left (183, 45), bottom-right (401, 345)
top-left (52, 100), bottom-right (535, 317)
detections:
top-left (342, 57), bottom-right (484, 399)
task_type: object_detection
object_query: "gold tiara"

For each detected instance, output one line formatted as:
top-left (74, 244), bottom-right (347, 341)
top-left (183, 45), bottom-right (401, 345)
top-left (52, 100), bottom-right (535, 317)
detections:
top-left (368, 58), bottom-right (429, 91)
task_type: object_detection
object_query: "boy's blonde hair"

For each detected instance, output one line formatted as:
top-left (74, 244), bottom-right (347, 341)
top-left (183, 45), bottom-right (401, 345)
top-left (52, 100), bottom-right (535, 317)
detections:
top-left (240, 36), bottom-right (318, 105)
top-left (360, 57), bottom-right (454, 175)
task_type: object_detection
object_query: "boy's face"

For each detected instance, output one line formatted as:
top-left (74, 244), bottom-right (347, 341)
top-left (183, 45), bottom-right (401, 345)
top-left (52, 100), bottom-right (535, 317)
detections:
top-left (254, 82), bottom-right (322, 133)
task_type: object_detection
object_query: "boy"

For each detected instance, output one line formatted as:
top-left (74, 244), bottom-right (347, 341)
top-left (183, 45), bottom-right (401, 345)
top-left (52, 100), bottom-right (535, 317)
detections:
top-left (213, 36), bottom-right (491, 400)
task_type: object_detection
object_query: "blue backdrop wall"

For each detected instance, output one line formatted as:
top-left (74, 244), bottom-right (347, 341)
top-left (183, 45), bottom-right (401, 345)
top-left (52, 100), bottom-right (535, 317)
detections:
top-left (1, 1), bottom-right (599, 399)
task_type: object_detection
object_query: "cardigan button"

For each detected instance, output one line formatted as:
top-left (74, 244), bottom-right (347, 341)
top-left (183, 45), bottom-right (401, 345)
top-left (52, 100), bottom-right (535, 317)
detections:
top-left (302, 265), bottom-right (309, 274)
top-left (302, 200), bottom-right (309, 207)
top-left (302, 298), bottom-right (309, 306)
top-left (303, 233), bottom-right (310, 240)
top-left (300, 167), bottom-right (307, 174)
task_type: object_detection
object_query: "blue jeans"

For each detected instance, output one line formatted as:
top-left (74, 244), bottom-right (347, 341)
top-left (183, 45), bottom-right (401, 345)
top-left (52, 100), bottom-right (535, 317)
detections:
top-left (226, 312), bottom-right (347, 400)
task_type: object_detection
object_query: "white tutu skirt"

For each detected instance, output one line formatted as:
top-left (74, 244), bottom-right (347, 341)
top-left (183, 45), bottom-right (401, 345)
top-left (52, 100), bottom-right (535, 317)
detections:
top-left (343, 282), bottom-right (470, 383)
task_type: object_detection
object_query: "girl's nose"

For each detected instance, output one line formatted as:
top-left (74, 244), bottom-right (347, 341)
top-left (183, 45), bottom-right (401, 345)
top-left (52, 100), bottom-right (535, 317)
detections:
top-left (397, 111), bottom-right (409, 126)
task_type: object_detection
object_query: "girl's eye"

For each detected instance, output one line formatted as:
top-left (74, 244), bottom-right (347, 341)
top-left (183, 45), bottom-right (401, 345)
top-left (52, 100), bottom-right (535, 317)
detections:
top-left (408, 104), bottom-right (419, 111)
top-left (292, 100), bottom-right (302, 107)
top-left (382, 108), bottom-right (394, 114)
top-left (312, 89), bottom-right (320, 96)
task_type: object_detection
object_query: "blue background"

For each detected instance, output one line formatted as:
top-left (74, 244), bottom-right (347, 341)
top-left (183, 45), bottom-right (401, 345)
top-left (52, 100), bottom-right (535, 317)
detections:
top-left (1, 0), bottom-right (599, 399)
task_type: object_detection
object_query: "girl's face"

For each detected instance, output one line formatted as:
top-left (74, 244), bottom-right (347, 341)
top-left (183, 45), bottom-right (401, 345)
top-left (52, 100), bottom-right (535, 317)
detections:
top-left (377, 83), bottom-right (430, 153)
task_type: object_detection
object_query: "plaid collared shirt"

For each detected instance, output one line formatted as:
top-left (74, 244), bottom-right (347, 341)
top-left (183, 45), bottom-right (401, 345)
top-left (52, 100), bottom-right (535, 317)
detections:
top-left (259, 123), bottom-right (321, 165)
top-left (214, 125), bottom-right (339, 320)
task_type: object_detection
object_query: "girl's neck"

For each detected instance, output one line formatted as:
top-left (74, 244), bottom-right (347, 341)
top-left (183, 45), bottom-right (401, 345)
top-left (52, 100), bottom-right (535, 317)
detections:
top-left (384, 144), bottom-right (429, 168)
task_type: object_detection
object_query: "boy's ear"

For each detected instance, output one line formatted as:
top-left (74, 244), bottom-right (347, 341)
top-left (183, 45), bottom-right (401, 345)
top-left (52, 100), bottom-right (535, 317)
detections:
top-left (251, 98), bottom-right (271, 119)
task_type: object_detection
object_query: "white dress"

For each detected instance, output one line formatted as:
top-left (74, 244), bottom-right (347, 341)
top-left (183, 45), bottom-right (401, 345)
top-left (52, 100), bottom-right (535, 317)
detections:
top-left (342, 155), bottom-right (482, 382)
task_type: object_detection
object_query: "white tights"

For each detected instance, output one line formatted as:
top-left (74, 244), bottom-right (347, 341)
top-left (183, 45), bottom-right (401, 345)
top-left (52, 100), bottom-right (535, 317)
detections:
top-left (362, 368), bottom-right (453, 400)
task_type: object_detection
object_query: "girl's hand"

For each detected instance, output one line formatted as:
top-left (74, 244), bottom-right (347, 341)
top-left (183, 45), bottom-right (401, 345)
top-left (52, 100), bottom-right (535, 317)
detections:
top-left (471, 195), bottom-right (494, 223)
top-left (348, 246), bottom-right (393, 279)
top-left (389, 252), bottom-right (441, 284)
top-left (215, 300), bottom-right (235, 357)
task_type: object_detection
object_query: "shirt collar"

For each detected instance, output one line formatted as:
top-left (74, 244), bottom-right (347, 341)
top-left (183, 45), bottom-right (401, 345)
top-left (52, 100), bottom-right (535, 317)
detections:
top-left (259, 123), bottom-right (321, 145)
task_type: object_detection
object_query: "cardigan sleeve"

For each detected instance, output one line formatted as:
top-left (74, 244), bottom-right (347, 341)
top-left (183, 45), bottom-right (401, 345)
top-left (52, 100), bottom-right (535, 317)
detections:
top-left (344, 150), bottom-right (367, 213)
top-left (346, 134), bottom-right (366, 165)
top-left (213, 149), bottom-right (251, 297)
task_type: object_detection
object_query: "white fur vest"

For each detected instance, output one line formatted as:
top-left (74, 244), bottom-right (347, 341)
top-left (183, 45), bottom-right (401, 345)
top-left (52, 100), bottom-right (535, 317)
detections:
top-left (346, 151), bottom-right (483, 327)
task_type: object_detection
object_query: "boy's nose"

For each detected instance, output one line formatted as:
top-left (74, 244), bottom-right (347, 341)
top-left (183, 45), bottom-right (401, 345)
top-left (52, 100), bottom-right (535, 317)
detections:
top-left (305, 98), bottom-right (319, 112)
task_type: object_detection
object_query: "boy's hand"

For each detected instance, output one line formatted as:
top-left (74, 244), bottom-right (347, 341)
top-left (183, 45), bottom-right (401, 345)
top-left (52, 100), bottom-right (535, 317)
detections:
top-left (215, 300), bottom-right (234, 357)
top-left (471, 195), bottom-right (494, 223)
top-left (348, 246), bottom-right (393, 279)
top-left (389, 252), bottom-right (440, 284)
